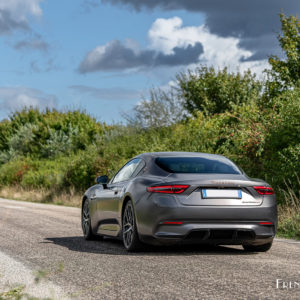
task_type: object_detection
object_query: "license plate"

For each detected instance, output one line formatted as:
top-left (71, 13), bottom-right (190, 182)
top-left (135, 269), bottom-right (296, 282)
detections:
top-left (202, 189), bottom-right (242, 199)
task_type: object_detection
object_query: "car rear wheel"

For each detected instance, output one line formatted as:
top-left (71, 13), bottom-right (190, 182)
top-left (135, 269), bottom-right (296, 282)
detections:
top-left (122, 201), bottom-right (143, 251)
top-left (243, 241), bottom-right (273, 252)
top-left (82, 199), bottom-right (97, 240)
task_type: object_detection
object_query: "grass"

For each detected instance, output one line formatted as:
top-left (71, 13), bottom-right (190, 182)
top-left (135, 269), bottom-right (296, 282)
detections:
top-left (0, 286), bottom-right (25, 300)
top-left (0, 263), bottom-right (66, 300)
top-left (277, 183), bottom-right (300, 240)
top-left (0, 186), bottom-right (82, 207)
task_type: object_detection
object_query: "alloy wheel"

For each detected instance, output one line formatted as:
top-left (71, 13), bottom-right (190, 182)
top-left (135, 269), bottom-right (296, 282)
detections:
top-left (123, 203), bottom-right (134, 248)
top-left (82, 200), bottom-right (90, 236)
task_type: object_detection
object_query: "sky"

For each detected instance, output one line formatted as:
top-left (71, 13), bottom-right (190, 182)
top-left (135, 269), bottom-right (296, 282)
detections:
top-left (0, 0), bottom-right (299, 123)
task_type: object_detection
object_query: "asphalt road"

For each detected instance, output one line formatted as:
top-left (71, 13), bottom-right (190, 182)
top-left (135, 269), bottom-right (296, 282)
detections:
top-left (0, 198), bottom-right (299, 300)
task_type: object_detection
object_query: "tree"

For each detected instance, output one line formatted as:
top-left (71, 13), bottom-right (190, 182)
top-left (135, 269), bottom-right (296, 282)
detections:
top-left (122, 88), bottom-right (187, 128)
top-left (176, 66), bottom-right (262, 116)
top-left (266, 13), bottom-right (300, 98)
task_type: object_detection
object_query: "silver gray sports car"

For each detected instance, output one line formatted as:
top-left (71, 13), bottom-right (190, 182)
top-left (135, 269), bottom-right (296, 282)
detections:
top-left (81, 152), bottom-right (277, 251)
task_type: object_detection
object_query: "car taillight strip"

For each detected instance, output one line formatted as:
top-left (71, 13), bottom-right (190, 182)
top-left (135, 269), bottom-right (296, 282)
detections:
top-left (259, 222), bottom-right (273, 225)
top-left (147, 185), bottom-right (189, 194)
top-left (253, 186), bottom-right (274, 195)
top-left (162, 221), bottom-right (183, 225)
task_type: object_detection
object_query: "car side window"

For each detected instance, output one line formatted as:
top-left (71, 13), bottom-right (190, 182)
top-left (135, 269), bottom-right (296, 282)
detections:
top-left (132, 159), bottom-right (146, 177)
top-left (112, 159), bottom-right (141, 184)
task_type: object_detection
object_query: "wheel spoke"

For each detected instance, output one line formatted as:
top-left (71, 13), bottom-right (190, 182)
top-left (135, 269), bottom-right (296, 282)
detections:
top-left (125, 208), bottom-right (130, 222)
top-left (84, 221), bottom-right (88, 234)
top-left (128, 209), bottom-right (132, 223)
top-left (126, 231), bottom-right (131, 245)
top-left (123, 226), bottom-right (132, 234)
top-left (83, 209), bottom-right (89, 219)
top-left (129, 231), bottom-right (133, 243)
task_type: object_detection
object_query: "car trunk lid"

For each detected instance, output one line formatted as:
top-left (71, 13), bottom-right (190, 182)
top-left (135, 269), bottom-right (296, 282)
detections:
top-left (162, 173), bottom-right (265, 206)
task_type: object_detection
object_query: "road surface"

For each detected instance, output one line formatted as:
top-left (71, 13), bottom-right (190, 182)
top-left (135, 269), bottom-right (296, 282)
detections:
top-left (0, 198), bottom-right (299, 299)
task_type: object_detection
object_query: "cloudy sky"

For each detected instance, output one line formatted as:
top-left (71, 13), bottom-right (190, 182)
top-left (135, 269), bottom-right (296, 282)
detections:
top-left (0, 0), bottom-right (299, 123)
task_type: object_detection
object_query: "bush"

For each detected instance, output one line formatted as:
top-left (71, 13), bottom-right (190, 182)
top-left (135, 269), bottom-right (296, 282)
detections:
top-left (0, 108), bottom-right (105, 160)
top-left (63, 147), bottom-right (106, 191)
top-left (21, 158), bottom-right (68, 189)
top-left (40, 126), bottom-right (75, 158)
top-left (177, 67), bottom-right (262, 115)
top-left (0, 158), bottom-right (33, 186)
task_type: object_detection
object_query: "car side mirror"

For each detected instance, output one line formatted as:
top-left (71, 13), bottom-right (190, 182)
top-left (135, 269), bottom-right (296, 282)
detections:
top-left (96, 175), bottom-right (108, 188)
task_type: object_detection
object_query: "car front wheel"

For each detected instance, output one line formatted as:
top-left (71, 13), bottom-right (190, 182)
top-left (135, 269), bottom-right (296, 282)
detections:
top-left (82, 199), bottom-right (97, 240)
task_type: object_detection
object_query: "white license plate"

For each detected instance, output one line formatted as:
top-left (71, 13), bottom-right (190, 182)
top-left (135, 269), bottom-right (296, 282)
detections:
top-left (202, 189), bottom-right (242, 199)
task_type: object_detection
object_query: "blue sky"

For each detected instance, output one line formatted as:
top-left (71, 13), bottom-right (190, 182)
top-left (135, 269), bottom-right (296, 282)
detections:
top-left (0, 0), bottom-right (299, 123)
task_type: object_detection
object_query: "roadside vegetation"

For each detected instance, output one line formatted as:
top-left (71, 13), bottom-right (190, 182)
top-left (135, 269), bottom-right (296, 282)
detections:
top-left (0, 14), bottom-right (299, 239)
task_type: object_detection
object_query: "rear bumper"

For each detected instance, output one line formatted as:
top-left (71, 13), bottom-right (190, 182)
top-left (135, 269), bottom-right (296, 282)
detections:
top-left (140, 222), bottom-right (275, 246)
top-left (136, 194), bottom-right (277, 246)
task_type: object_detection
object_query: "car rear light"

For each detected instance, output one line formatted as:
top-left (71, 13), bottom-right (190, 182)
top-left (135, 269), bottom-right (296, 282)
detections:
top-left (162, 221), bottom-right (183, 225)
top-left (147, 185), bottom-right (189, 194)
top-left (259, 221), bottom-right (273, 225)
top-left (253, 186), bottom-right (274, 195)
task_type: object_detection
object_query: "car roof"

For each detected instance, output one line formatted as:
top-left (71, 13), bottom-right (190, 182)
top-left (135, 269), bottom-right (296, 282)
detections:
top-left (135, 151), bottom-right (225, 159)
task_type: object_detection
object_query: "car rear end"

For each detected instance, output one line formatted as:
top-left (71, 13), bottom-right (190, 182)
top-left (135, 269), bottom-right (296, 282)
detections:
top-left (136, 154), bottom-right (277, 247)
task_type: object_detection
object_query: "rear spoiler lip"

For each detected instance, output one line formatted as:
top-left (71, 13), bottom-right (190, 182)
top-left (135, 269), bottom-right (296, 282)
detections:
top-left (161, 180), bottom-right (267, 188)
top-left (162, 173), bottom-right (268, 188)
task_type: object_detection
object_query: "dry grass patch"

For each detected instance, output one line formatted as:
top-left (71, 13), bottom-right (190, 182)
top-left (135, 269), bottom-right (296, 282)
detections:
top-left (0, 186), bottom-right (82, 207)
top-left (277, 183), bottom-right (300, 240)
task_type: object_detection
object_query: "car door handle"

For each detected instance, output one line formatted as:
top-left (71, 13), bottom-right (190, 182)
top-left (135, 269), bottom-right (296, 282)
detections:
top-left (114, 190), bottom-right (118, 195)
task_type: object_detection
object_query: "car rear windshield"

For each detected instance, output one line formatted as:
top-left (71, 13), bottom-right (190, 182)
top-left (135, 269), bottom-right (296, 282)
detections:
top-left (155, 157), bottom-right (241, 174)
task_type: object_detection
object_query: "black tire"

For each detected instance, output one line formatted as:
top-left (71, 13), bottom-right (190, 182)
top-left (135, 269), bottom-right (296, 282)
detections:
top-left (122, 201), bottom-right (143, 251)
top-left (243, 241), bottom-right (273, 252)
top-left (82, 199), bottom-right (97, 240)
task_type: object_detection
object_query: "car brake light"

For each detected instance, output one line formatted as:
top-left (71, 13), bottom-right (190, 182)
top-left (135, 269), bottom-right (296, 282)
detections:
top-left (147, 185), bottom-right (189, 194)
top-left (253, 186), bottom-right (274, 195)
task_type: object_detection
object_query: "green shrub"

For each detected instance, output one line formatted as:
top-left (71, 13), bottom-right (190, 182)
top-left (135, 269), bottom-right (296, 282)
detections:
top-left (40, 126), bottom-right (75, 158)
top-left (177, 67), bottom-right (262, 116)
top-left (0, 158), bottom-right (33, 186)
top-left (0, 108), bottom-right (105, 160)
top-left (63, 147), bottom-right (105, 191)
top-left (21, 158), bottom-right (68, 189)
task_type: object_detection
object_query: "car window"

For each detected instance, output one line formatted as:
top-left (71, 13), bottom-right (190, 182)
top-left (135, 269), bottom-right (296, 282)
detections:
top-left (155, 157), bottom-right (241, 174)
top-left (112, 159), bottom-right (141, 183)
top-left (132, 159), bottom-right (146, 177)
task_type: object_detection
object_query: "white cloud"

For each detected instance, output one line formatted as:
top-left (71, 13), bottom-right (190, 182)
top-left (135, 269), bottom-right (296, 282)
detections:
top-left (79, 16), bottom-right (270, 76)
top-left (0, 0), bottom-right (42, 20)
top-left (0, 87), bottom-right (57, 113)
top-left (0, 0), bottom-right (43, 34)
top-left (148, 17), bottom-right (269, 75)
